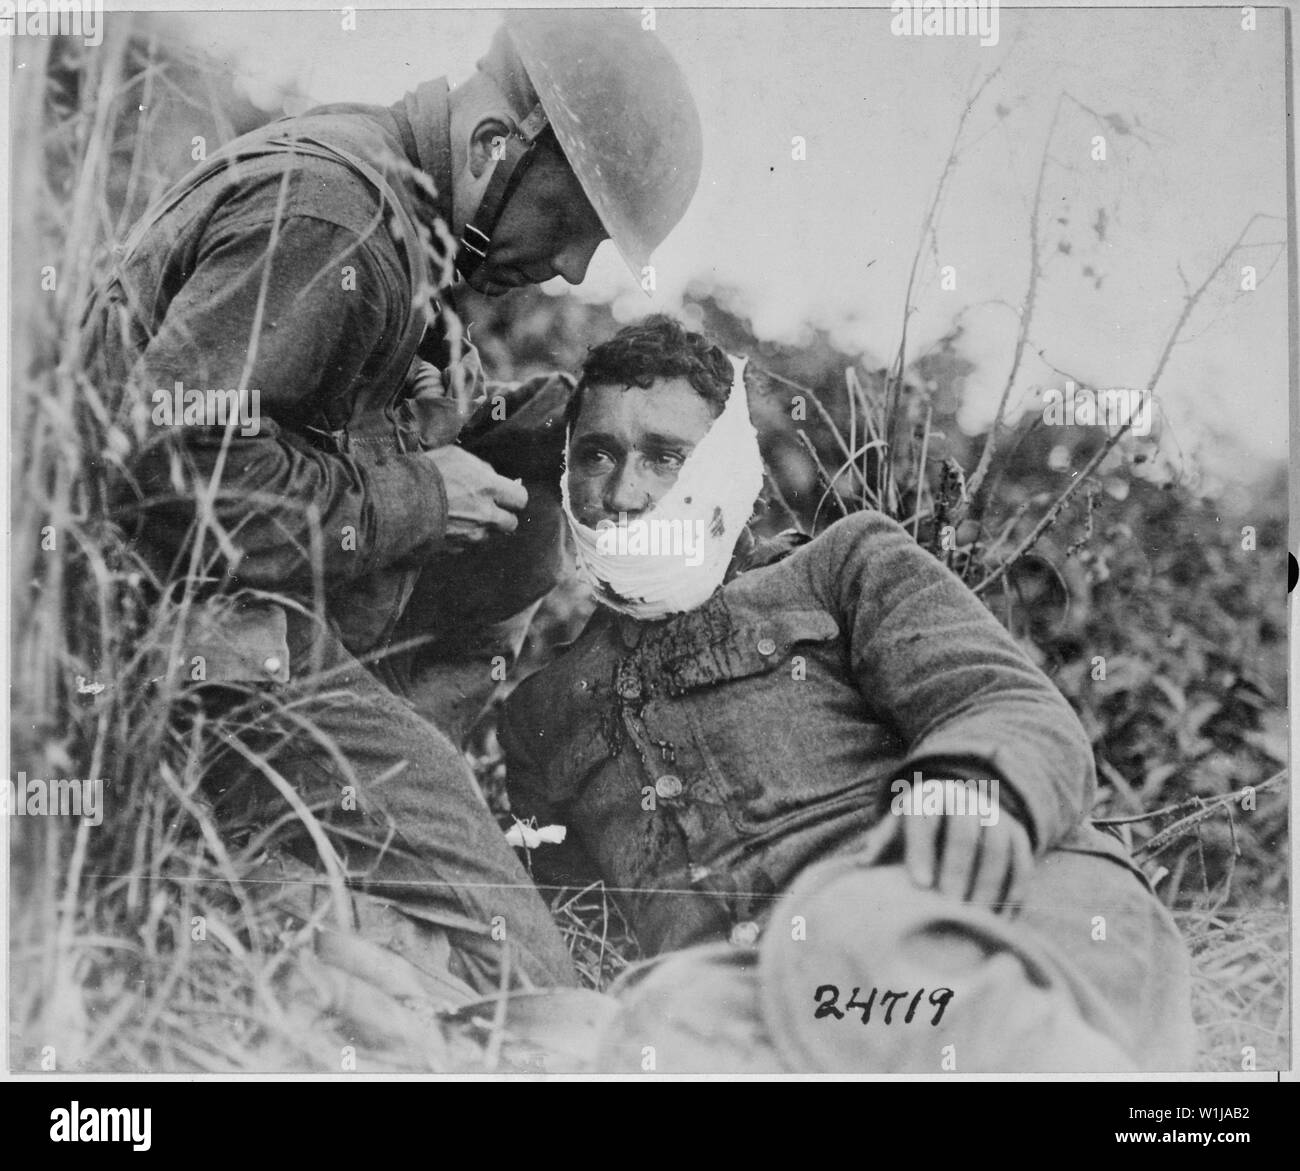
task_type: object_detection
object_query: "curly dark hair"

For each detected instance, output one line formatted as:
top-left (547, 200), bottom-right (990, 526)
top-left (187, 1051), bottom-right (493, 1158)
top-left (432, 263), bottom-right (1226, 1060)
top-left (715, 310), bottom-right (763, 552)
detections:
top-left (567, 315), bottom-right (733, 428)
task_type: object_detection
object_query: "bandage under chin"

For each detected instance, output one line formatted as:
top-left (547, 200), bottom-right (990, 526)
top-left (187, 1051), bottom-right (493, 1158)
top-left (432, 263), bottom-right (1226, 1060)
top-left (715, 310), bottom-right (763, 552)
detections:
top-left (561, 355), bottom-right (765, 619)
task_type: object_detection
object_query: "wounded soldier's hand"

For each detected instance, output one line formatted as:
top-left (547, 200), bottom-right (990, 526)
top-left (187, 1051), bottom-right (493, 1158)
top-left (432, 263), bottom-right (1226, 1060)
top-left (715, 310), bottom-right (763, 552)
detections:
top-left (864, 806), bottom-right (1034, 914)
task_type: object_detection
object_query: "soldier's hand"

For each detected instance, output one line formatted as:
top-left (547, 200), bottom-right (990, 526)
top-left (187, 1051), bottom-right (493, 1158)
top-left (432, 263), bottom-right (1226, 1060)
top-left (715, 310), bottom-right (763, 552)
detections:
top-left (423, 445), bottom-right (528, 547)
top-left (404, 358), bottom-right (446, 400)
top-left (862, 807), bottom-right (1034, 914)
top-left (404, 347), bottom-right (487, 411)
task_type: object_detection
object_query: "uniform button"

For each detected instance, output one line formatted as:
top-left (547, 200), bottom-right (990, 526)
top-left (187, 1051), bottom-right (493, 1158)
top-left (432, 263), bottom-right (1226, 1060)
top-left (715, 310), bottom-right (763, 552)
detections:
top-left (263, 656), bottom-right (282, 675)
top-left (730, 920), bottom-right (760, 946)
top-left (756, 637), bottom-right (777, 656)
top-left (655, 774), bottom-right (683, 800)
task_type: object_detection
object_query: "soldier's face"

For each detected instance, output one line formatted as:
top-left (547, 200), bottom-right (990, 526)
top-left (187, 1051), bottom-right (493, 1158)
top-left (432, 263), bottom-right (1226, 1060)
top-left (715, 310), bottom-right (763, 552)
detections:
top-left (566, 378), bottom-right (719, 527)
top-left (470, 145), bottom-right (608, 296)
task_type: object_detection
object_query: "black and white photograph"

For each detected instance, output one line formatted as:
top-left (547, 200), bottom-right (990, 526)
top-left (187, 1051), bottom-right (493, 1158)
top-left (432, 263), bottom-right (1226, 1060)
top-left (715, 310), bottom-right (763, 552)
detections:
top-left (3, 1), bottom-right (1293, 1087)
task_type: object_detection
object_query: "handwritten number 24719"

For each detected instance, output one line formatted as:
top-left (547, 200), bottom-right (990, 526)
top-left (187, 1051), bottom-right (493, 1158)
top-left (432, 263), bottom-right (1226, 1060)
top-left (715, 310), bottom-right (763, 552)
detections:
top-left (814, 985), bottom-right (954, 1026)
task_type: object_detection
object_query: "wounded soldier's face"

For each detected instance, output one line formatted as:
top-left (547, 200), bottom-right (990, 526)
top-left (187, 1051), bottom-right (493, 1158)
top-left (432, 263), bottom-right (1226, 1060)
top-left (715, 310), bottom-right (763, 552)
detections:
top-left (564, 378), bottom-right (719, 529)
top-left (560, 356), bottom-right (766, 619)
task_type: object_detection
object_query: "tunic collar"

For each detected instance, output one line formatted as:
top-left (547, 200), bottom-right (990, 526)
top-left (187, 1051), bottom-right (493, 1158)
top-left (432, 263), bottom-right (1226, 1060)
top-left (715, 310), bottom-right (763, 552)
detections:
top-left (393, 77), bottom-right (454, 227)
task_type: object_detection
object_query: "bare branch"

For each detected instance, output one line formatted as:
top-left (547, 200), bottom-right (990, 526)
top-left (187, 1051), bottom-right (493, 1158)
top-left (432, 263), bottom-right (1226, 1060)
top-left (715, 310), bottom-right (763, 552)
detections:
top-left (1135, 773), bottom-right (1286, 858)
top-left (888, 66), bottom-right (1002, 509)
top-left (973, 212), bottom-right (1274, 596)
top-left (965, 91), bottom-right (1066, 518)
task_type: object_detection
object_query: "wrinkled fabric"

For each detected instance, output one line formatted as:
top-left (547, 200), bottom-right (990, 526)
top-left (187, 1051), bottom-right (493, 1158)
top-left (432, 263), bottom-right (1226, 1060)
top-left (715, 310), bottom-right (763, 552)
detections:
top-left (504, 508), bottom-right (1195, 1068)
top-left (204, 605), bottom-right (578, 993)
top-left (504, 509), bottom-right (1136, 954)
top-left (80, 90), bottom-right (495, 657)
top-left (83, 92), bottom-right (581, 989)
top-left (596, 858), bottom-right (1193, 1073)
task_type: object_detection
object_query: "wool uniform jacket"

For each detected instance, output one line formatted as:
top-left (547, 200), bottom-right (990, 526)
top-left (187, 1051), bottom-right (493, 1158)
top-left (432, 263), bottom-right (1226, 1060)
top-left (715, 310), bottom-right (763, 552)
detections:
top-left (82, 81), bottom-right (570, 665)
top-left (502, 510), bottom-right (1146, 955)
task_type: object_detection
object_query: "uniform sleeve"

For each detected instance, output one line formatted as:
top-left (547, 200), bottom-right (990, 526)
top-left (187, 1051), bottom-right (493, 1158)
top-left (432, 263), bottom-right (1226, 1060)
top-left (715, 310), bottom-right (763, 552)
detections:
top-left (124, 211), bottom-right (448, 589)
top-left (815, 510), bottom-right (1095, 853)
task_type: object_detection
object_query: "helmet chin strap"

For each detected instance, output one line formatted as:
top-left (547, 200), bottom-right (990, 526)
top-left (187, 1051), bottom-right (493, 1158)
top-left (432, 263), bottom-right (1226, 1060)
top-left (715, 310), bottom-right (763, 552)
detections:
top-left (455, 102), bottom-right (550, 281)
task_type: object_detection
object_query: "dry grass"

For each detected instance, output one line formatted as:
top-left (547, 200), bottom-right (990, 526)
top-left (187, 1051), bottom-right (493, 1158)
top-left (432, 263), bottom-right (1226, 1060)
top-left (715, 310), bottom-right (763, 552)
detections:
top-left (1179, 907), bottom-right (1289, 1073)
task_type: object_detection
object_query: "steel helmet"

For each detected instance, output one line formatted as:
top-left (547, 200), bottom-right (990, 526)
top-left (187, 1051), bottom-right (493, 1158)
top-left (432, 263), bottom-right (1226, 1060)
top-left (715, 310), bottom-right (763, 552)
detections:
top-left (470, 10), bottom-right (703, 283)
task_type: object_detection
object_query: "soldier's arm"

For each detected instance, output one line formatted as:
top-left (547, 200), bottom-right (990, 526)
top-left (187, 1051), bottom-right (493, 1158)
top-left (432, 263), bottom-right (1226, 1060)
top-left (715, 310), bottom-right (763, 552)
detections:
top-left (123, 211), bottom-right (449, 589)
top-left (813, 509), bottom-right (1095, 856)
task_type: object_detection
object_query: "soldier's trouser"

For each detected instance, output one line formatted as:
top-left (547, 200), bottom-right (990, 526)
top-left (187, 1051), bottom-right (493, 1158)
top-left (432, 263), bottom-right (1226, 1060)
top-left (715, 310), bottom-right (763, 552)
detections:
top-left (595, 851), bottom-right (1196, 1073)
top-left (202, 607), bottom-right (578, 994)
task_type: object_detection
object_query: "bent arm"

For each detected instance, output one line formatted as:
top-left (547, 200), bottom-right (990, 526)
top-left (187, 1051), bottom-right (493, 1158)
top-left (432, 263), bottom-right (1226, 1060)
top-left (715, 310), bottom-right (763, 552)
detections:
top-left (817, 511), bottom-right (1095, 853)
top-left (122, 213), bottom-right (447, 589)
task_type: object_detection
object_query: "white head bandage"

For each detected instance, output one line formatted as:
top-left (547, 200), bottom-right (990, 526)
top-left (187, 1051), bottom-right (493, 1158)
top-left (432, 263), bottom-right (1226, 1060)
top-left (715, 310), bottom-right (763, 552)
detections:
top-left (560, 355), bottom-right (765, 620)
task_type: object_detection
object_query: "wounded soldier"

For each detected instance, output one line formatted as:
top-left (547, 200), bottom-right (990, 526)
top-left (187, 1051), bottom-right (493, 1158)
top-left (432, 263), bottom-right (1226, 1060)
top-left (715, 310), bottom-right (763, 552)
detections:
top-left (502, 315), bottom-right (1196, 1072)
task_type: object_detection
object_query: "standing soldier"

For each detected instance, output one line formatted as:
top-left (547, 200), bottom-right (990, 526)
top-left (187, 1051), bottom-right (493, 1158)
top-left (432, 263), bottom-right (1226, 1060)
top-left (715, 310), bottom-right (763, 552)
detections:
top-left (81, 11), bottom-right (702, 992)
